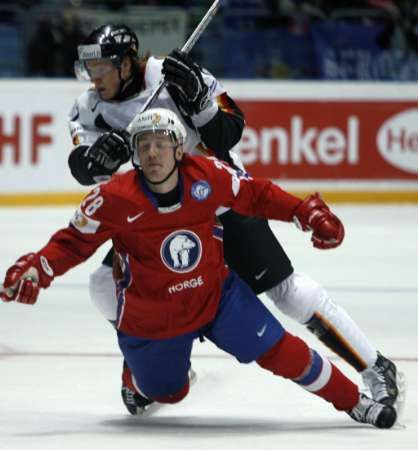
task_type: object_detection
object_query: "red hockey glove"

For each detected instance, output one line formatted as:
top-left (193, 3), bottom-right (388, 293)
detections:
top-left (293, 193), bottom-right (344, 249)
top-left (0, 253), bottom-right (53, 304)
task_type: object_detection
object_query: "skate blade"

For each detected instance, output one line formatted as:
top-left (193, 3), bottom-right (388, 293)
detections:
top-left (189, 368), bottom-right (197, 386)
top-left (134, 401), bottom-right (165, 417)
top-left (394, 370), bottom-right (407, 420)
top-left (361, 369), bottom-right (407, 421)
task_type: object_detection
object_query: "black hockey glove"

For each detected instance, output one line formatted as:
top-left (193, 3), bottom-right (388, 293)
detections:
top-left (162, 49), bottom-right (211, 116)
top-left (88, 129), bottom-right (131, 175)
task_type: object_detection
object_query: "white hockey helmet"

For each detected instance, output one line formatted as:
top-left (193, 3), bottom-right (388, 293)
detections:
top-left (128, 108), bottom-right (187, 147)
top-left (127, 108), bottom-right (187, 168)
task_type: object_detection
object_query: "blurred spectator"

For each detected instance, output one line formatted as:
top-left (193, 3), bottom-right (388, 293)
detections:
top-left (0, 0), bottom-right (36, 8)
top-left (27, 17), bottom-right (59, 76)
top-left (81, 0), bottom-right (189, 6)
top-left (404, 2), bottom-right (418, 52)
top-left (27, 9), bottom-right (85, 77)
top-left (322, 0), bottom-right (400, 22)
top-left (262, 1), bottom-right (325, 33)
top-left (4, 0), bottom-right (418, 80)
top-left (55, 9), bottom-right (85, 77)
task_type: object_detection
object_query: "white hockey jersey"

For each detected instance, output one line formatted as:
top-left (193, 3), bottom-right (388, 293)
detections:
top-left (68, 57), bottom-right (226, 156)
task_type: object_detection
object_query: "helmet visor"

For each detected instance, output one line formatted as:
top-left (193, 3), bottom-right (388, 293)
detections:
top-left (132, 130), bottom-right (179, 167)
top-left (74, 58), bottom-right (116, 81)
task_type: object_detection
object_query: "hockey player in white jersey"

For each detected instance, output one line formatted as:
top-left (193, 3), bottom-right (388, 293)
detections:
top-left (68, 24), bottom-right (404, 415)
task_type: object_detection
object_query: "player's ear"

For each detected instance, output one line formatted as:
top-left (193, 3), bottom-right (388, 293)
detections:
top-left (175, 145), bottom-right (184, 162)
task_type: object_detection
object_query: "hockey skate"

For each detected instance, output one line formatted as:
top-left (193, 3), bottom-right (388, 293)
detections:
top-left (347, 393), bottom-right (397, 429)
top-left (122, 367), bottom-right (197, 416)
top-left (121, 385), bottom-right (156, 416)
top-left (361, 352), bottom-right (406, 416)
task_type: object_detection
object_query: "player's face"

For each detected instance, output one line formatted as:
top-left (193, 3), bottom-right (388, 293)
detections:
top-left (136, 131), bottom-right (182, 186)
top-left (87, 57), bottom-right (131, 100)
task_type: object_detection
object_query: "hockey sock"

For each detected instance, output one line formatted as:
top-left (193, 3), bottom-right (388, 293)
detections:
top-left (306, 312), bottom-right (374, 372)
top-left (266, 273), bottom-right (378, 372)
top-left (315, 363), bottom-right (360, 411)
top-left (122, 361), bottom-right (138, 392)
top-left (257, 331), bottom-right (359, 411)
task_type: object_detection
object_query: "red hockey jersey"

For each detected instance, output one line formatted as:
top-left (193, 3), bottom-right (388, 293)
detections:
top-left (38, 155), bottom-right (302, 339)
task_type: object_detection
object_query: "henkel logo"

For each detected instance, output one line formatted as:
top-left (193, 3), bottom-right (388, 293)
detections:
top-left (377, 108), bottom-right (418, 174)
top-left (235, 116), bottom-right (359, 166)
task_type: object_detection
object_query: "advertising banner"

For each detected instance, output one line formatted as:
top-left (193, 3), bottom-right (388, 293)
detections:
top-left (0, 81), bottom-right (84, 193)
top-left (234, 100), bottom-right (418, 180)
top-left (1, 80), bottom-right (418, 204)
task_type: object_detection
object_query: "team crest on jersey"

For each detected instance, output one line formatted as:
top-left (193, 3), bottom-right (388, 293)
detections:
top-left (160, 230), bottom-right (202, 273)
top-left (191, 180), bottom-right (211, 201)
top-left (73, 209), bottom-right (88, 228)
top-left (71, 209), bottom-right (101, 234)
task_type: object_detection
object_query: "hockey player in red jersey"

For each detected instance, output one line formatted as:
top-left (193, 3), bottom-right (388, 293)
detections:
top-left (68, 24), bottom-right (405, 416)
top-left (1, 108), bottom-right (397, 429)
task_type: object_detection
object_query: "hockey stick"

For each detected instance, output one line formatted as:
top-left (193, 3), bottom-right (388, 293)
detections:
top-left (140, 0), bottom-right (223, 113)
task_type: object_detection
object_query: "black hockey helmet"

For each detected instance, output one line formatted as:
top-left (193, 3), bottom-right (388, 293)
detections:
top-left (74, 24), bottom-right (139, 81)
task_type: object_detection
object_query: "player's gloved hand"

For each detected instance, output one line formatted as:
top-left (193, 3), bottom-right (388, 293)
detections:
top-left (293, 193), bottom-right (344, 249)
top-left (162, 49), bottom-right (211, 116)
top-left (0, 253), bottom-right (53, 304)
top-left (88, 129), bottom-right (131, 174)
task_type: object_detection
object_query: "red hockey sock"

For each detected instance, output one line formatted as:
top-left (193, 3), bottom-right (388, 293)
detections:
top-left (316, 363), bottom-right (359, 411)
top-left (257, 331), bottom-right (359, 411)
top-left (257, 331), bottom-right (311, 378)
top-left (122, 363), bottom-right (137, 392)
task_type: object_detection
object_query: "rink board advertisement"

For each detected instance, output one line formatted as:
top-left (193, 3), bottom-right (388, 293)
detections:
top-left (235, 101), bottom-right (418, 180)
top-left (0, 80), bottom-right (418, 205)
top-left (0, 81), bottom-right (87, 205)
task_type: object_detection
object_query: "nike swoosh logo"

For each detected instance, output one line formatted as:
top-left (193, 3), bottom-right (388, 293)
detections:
top-left (91, 100), bottom-right (100, 112)
top-left (255, 268), bottom-right (268, 280)
top-left (257, 324), bottom-right (267, 337)
top-left (127, 212), bottom-right (144, 223)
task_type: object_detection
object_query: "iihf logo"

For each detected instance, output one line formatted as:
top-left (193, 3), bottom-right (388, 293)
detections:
top-left (160, 230), bottom-right (202, 273)
top-left (191, 180), bottom-right (211, 201)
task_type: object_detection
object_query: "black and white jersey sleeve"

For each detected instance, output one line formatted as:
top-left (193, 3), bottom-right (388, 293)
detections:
top-left (195, 92), bottom-right (245, 163)
top-left (68, 90), bottom-right (107, 186)
top-left (163, 62), bottom-right (245, 162)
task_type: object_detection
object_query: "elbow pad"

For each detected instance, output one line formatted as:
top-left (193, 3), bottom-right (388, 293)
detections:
top-left (198, 108), bottom-right (245, 161)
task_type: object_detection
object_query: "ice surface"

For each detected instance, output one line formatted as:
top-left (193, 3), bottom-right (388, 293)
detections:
top-left (0, 205), bottom-right (417, 450)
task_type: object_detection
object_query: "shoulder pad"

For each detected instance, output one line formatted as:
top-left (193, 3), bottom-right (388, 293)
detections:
top-left (76, 89), bottom-right (100, 114)
top-left (144, 56), bottom-right (164, 90)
